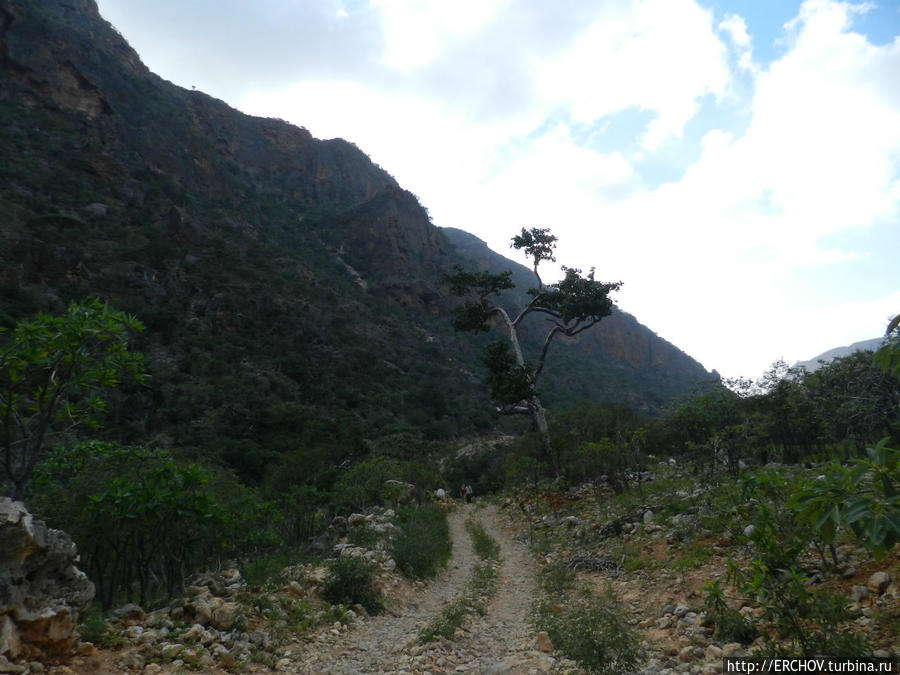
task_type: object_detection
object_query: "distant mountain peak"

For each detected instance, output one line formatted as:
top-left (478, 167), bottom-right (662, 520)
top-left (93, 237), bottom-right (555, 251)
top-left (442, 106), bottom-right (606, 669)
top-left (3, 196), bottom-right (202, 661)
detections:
top-left (795, 337), bottom-right (885, 372)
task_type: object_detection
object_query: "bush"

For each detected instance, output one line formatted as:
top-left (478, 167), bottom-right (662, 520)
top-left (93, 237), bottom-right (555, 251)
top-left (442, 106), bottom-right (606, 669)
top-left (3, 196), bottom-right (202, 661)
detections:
top-left (320, 556), bottom-right (383, 615)
top-left (534, 585), bottom-right (644, 674)
top-left (29, 441), bottom-right (227, 608)
top-left (392, 504), bottom-right (452, 579)
top-left (703, 580), bottom-right (757, 644)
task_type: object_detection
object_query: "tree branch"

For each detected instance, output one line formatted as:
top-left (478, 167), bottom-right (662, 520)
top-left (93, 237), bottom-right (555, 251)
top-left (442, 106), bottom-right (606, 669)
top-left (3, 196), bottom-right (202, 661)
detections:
top-left (534, 325), bottom-right (564, 384)
top-left (496, 404), bottom-right (532, 416)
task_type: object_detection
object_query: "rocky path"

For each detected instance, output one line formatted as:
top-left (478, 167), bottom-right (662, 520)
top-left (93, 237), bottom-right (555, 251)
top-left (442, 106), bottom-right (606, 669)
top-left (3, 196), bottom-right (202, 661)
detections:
top-left (292, 504), bottom-right (566, 674)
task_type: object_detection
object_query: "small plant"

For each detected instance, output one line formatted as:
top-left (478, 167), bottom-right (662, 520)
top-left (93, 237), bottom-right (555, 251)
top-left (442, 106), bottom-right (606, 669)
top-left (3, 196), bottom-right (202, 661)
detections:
top-left (77, 606), bottom-right (115, 647)
top-left (533, 585), bottom-right (644, 675)
top-left (538, 565), bottom-right (576, 595)
top-left (320, 556), bottom-right (383, 615)
top-left (794, 438), bottom-right (900, 560)
top-left (420, 597), bottom-right (468, 642)
top-left (391, 504), bottom-right (452, 579)
top-left (347, 524), bottom-right (380, 549)
top-left (702, 580), bottom-right (757, 644)
top-left (717, 477), bottom-right (871, 659)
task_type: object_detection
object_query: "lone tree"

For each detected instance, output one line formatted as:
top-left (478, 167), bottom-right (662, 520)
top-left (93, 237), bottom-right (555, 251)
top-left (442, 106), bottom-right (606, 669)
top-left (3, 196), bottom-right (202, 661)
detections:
top-left (445, 227), bottom-right (621, 464)
top-left (0, 298), bottom-right (146, 501)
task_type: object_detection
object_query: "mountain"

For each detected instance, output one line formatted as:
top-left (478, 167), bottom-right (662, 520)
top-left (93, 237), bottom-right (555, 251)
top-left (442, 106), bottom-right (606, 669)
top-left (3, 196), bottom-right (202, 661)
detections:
top-left (796, 337), bottom-right (886, 373)
top-left (0, 0), bottom-right (714, 485)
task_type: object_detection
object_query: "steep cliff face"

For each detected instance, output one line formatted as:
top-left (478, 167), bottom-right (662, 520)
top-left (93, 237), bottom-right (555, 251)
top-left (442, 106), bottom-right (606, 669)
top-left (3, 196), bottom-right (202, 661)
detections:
top-left (0, 0), bottom-right (396, 209)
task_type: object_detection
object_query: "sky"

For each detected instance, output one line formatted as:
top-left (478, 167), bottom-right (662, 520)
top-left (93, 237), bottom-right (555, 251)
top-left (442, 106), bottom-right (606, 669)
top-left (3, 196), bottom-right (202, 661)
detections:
top-left (95, 0), bottom-right (900, 379)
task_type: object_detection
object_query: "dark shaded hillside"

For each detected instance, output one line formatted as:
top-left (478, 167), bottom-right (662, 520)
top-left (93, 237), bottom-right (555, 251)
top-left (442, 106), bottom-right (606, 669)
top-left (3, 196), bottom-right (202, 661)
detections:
top-left (0, 0), bottom-right (714, 485)
top-left (0, 0), bottom-right (489, 485)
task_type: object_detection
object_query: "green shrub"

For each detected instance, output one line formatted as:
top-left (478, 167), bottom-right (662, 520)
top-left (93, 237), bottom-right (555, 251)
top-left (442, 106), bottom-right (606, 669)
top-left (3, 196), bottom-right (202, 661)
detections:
top-left (703, 580), bottom-right (757, 644)
top-left (534, 585), bottom-right (644, 674)
top-left (538, 565), bottom-right (576, 595)
top-left (77, 606), bottom-right (115, 647)
top-left (29, 442), bottom-right (227, 608)
top-left (794, 438), bottom-right (900, 560)
top-left (420, 597), bottom-right (468, 642)
top-left (391, 504), bottom-right (452, 579)
top-left (320, 556), bottom-right (383, 615)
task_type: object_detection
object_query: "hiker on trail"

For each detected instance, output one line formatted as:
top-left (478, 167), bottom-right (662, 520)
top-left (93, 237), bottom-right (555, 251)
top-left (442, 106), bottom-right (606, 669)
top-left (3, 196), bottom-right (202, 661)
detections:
top-left (459, 485), bottom-right (466, 501)
top-left (465, 485), bottom-right (473, 503)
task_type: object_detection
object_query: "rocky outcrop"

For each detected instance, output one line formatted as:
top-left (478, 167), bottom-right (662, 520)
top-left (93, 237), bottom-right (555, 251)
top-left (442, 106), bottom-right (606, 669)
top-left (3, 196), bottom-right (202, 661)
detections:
top-left (0, 498), bottom-right (94, 661)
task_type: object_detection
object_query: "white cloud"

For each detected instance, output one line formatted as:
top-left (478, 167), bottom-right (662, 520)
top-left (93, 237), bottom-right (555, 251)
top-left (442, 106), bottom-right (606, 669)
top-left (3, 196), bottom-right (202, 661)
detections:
top-left (537, 0), bottom-right (732, 149)
top-left (719, 13), bottom-right (758, 73)
top-left (371, 0), bottom-right (510, 71)
top-left (512, 0), bottom-right (900, 377)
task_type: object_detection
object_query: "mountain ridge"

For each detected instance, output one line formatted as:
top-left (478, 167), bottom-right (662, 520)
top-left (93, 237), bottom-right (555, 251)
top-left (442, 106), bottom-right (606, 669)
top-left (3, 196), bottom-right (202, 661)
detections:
top-left (1, 0), bottom-right (714, 483)
top-left (796, 337), bottom-right (885, 373)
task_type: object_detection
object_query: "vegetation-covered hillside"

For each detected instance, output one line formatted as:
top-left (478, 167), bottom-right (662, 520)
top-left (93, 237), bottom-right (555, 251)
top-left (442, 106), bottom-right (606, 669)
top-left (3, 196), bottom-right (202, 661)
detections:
top-left (0, 0), bottom-right (714, 489)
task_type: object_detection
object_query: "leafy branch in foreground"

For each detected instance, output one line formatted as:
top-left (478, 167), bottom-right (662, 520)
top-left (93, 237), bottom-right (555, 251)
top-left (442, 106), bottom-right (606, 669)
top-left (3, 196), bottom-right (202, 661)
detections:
top-left (0, 298), bottom-right (146, 500)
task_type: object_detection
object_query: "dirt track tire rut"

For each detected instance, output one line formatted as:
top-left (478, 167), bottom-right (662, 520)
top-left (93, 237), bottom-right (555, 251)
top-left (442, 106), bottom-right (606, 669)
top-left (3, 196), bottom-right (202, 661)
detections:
top-left (293, 503), bottom-right (565, 674)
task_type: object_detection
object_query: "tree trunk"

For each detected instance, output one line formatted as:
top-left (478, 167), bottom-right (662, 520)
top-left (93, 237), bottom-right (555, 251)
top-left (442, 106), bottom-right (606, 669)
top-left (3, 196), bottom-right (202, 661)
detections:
top-left (529, 395), bottom-right (555, 473)
top-left (501, 309), bottom-right (555, 471)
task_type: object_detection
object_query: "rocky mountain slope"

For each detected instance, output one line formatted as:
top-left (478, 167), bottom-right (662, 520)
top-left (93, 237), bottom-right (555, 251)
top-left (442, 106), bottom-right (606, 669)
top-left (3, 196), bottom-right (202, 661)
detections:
top-left (0, 0), bottom-right (714, 483)
top-left (796, 337), bottom-right (885, 373)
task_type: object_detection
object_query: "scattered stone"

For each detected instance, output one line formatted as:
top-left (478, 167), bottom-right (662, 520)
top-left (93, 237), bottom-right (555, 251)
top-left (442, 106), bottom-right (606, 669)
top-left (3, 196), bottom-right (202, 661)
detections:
top-left (705, 644), bottom-right (723, 660)
top-left (643, 510), bottom-right (655, 524)
top-left (211, 602), bottom-right (239, 630)
top-left (850, 585), bottom-right (870, 603)
top-left (721, 643), bottom-right (744, 657)
top-left (536, 631), bottom-right (553, 653)
top-left (348, 513), bottom-right (369, 527)
top-left (111, 603), bottom-right (146, 622)
top-left (0, 656), bottom-right (25, 674)
top-left (868, 572), bottom-right (891, 595)
top-left (119, 651), bottom-right (145, 670)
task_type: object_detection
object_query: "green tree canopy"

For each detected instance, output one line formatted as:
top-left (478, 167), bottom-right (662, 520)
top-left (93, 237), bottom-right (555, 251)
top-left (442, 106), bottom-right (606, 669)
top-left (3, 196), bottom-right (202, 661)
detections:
top-left (0, 297), bottom-right (146, 500)
top-left (444, 227), bottom-right (621, 465)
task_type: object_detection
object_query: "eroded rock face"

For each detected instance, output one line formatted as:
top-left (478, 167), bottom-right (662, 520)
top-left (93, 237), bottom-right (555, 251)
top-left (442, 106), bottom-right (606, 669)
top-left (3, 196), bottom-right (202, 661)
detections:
top-left (0, 498), bottom-right (94, 660)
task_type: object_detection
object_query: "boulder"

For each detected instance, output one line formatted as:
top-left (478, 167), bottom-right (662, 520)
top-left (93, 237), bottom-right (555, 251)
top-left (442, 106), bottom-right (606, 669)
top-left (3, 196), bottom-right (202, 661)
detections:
top-left (536, 631), bottom-right (554, 653)
top-left (868, 571), bottom-right (891, 596)
top-left (0, 498), bottom-right (94, 660)
top-left (210, 602), bottom-right (239, 631)
top-left (850, 585), bottom-right (870, 603)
